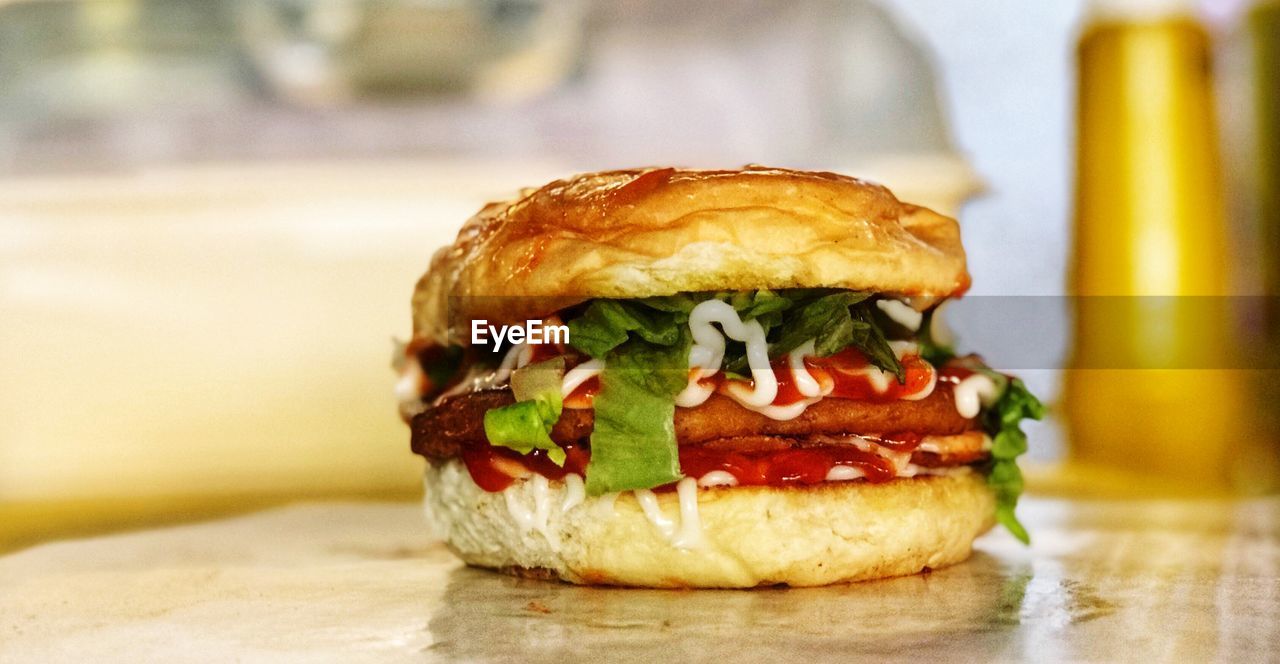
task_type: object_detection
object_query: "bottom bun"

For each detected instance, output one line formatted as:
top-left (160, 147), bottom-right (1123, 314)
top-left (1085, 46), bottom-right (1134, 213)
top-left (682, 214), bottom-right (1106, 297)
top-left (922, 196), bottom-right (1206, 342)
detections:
top-left (424, 459), bottom-right (995, 588)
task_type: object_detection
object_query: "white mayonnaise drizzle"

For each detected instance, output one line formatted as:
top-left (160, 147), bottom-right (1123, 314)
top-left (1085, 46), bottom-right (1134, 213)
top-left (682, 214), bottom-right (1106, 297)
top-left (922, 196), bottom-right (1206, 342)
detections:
top-left (394, 361), bottom-right (425, 405)
top-left (825, 465), bottom-right (865, 481)
top-left (673, 301), bottom-right (944, 420)
top-left (683, 300), bottom-right (777, 407)
top-left (562, 472), bottom-right (586, 512)
top-left (503, 473), bottom-right (559, 551)
top-left (674, 368), bottom-right (716, 408)
top-left (561, 358), bottom-right (605, 399)
top-left (631, 479), bottom-right (706, 549)
top-left (415, 301), bottom-right (960, 423)
top-left (499, 472), bottom-right (591, 551)
top-left (633, 489), bottom-right (676, 539)
top-left (953, 374), bottom-right (1001, 418)
top-left (876, 298), bottom-right (924, 331)
top-left (437, 342), bottom-right (605, 407)
top-left (672, 478), bottom-right (706, 549)
top-left (788, 340), bottom-right (823, 398)
top-left (592, 491), bottom-right (620, 517)
top-left (697, 470), bottom-right (739, 488)
top-left (395, 360), bottom-right (428, 420)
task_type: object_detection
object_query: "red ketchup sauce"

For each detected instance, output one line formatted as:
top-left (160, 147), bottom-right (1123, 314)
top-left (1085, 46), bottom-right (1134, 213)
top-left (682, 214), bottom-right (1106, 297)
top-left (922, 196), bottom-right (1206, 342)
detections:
top-left (459, 432), bottom-right (924, 493)
top-left (469, 348), bottom-right (938, 492)
top-left (563, 376), bottom-right (599, 409)
top-left (769, 348), bottom-right (935, 404)
top-left (934, 357), bottom-right (1010, 389)
top-left (461, 443), bottom-right (591, 492)
top-left (562, 348), bottom-right (935, 409)
top-left (936, 364), bottom-right (976, 386)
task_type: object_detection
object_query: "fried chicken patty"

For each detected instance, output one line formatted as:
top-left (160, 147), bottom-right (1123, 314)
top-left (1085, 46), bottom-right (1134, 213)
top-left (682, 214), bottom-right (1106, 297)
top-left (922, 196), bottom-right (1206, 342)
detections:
top-left (410, 385), bottom-right (978, 460)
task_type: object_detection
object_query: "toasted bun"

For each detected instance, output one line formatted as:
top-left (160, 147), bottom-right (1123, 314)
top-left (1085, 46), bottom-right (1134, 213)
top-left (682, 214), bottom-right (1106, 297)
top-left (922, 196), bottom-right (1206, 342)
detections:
top-left (424, 459), bottom-right (995, 588)
top-left (413, 167), bottom-right (969, 346)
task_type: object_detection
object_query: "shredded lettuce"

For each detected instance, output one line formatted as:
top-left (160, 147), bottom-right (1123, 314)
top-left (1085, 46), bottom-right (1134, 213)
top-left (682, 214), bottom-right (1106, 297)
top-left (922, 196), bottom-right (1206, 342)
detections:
top-left (915, 314), bottom-right (1041, 544)
top-left (567, 300), bottom-right (683, 358)
top-left (481, 290), bottom-right (1043, 546)
top-left (567, 298), bottom-right (696, 494)
top-left (482, 358), bottom-right (567, 465)
top-left (585, 334), bottom-right (691, 495)
top-left (565, 289), bottom-right (919, 494)
top-left (763, 291), bottom-right (904, 381)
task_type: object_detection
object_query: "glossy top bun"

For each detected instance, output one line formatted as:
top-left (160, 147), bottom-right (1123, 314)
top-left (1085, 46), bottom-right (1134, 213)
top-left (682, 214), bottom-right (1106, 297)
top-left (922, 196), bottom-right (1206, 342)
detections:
top-left (413, 167), bottom-right (969, 345)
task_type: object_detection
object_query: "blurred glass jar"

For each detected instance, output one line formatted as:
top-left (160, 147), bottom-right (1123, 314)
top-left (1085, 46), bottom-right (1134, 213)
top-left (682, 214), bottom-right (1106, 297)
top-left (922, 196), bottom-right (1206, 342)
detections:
top-left (0, 0), bottom-right (247, 123)
top-left (236, 0), bottom-right (588, 105)
top-left (1249, 0), bottom-right (1280, 473)
top-left (0, 161), bottom-right (561, 510)
top-left (1065, 0), bottom-right (1277, 494)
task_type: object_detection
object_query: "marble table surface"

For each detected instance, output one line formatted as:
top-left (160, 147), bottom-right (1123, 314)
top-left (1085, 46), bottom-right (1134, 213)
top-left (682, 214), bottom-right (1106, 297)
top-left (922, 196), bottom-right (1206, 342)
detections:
top-left (2, 497), bottom-right (1277, 663)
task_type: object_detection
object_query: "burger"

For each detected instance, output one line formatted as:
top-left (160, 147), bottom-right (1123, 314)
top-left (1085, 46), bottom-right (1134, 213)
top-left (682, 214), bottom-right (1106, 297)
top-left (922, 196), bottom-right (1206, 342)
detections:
top-left (397, 166), bottom-right (1042, 588)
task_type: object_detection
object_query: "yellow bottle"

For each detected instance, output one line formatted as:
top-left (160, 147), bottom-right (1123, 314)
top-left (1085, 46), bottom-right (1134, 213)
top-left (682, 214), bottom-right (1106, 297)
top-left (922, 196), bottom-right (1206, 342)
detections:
top-left (1064, 1), bottom-right (1259, 495)
top-left (1250, 0), bottom-right (1280, 484)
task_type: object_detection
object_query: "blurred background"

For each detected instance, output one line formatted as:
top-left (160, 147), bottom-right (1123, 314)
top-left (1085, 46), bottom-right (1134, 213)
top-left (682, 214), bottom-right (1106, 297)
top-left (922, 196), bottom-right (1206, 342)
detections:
top-left (2, 0), bottom-right (1277, 549)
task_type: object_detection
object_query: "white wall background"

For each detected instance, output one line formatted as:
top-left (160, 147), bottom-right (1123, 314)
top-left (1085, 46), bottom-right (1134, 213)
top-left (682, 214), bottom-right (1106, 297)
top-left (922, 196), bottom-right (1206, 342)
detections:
top-left (884, 0), bottom-right (1087, 297)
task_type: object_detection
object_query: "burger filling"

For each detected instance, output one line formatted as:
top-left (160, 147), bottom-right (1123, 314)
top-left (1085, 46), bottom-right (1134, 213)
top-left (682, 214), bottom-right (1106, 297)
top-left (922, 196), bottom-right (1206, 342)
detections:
top-left (402, 290), bottom-right (1043, 543)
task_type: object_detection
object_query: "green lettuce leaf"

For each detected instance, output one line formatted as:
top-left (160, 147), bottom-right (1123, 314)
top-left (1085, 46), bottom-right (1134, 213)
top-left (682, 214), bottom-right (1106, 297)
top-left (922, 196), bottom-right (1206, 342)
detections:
top-left (766, 291), bottom-right (904, 381)
top-left (981, 377), bottom-right (1044, 544)
top-left (585, 332), bottom-right (691, 495)
top-left (770, 291), bottom-right (866, 356)
top-left (850, 304), bottom-right (904, 382)
top-left (568, 300), bottom-right (683, 358)
top-left (482, 358), bottom-right (567, 465)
